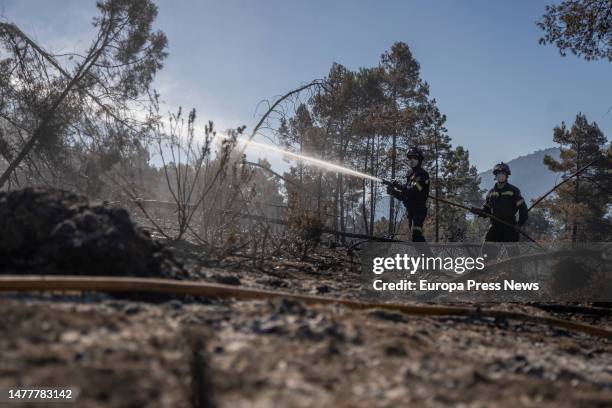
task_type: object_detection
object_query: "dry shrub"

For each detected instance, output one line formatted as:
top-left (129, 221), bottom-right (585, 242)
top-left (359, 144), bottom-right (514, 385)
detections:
top-left (285, 200), bottom-right (324, 260)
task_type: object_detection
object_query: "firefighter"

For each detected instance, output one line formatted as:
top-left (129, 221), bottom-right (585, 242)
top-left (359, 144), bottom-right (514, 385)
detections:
top-left (470, 162), bottom-right (528, 242)
top-left (386, 147), bottom-right (430, 242)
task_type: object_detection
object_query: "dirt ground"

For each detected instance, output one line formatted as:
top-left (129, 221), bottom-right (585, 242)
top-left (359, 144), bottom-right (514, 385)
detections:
top-left (2, 243), bottom-right (612, 407)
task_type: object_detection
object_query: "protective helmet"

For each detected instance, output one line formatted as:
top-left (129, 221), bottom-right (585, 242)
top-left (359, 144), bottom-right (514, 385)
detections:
top-left (406, 147), bottom-right (424, 161)
top-left (493, 162), bottom-right (511, 176)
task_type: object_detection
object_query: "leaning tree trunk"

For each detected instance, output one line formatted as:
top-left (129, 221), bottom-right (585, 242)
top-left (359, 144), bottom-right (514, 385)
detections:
top-left (0, 21), bottom-right (112, 188)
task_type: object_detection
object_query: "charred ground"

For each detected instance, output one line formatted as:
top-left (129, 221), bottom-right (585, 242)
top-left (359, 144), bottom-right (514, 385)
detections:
top-left (0, 188), bottom-right (611, 407)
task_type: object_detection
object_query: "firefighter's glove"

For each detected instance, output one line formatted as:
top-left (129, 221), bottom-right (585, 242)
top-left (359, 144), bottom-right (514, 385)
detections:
top-left (470, 206), bottom-right (484, 217)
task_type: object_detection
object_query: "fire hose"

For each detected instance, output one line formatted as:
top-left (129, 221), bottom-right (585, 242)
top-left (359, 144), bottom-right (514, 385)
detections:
top-left (381, 179), bottom-right (540, 245)
top-left (0, 275), bottom-right (611, 339)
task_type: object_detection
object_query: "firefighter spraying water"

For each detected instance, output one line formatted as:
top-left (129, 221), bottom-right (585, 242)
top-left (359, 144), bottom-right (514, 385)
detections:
top-left (238, 137), bottom-right (609, 245)
top-left (383, 147), bottom-right (430, 242)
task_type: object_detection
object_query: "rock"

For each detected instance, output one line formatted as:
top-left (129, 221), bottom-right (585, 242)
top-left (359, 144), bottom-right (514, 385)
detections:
top-left (213, 275), bottom-right (241, 286)
top-left (251, 319), bottom-right (286, 335)
top-left (74, 351), bottom-right (86, 362)
top-left (523, 365), bottom-right (545, 378)
top-left (106, 302), bottom-right (126, 311)
top-left (383, 343), bottom-right (407, 357)
top-left (256, 277), bottom-right (288, 288)
top-left (272, 299), bottom-right (307, 316)
top-left (166, 300), bottom-right (183, 310)
top-left (556, 369), bottom-right (584, 382)
top-left (368, 309), bottom-right (407, 323)
top-left (125, 305), bottom-right (141, 316)
top-left (297, 317), bottom-right (344, 342)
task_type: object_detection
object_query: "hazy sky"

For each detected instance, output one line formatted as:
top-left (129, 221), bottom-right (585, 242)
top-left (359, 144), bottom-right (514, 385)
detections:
top-left (2, 0), bottom-right (610, 171)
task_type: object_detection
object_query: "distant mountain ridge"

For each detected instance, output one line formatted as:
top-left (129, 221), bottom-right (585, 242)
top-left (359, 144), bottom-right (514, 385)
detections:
top-left (478, 147), bottom-right (561, 204)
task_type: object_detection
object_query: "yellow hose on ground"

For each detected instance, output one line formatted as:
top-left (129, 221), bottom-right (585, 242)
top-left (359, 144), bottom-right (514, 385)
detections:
top-left (0, 275), bottom-right (610, 340)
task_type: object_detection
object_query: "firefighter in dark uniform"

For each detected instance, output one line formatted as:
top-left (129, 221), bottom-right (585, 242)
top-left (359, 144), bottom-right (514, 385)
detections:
top-left (470, 162), bottom-right (528, 242)
top-left (386, 147), bottom-right (430, 242)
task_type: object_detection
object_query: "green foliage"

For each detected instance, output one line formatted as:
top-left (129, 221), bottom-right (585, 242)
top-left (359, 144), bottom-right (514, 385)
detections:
top-left (0, 0), bottom-right (168, 189)
top-left (537, 0), bottom-right (612, 61)
top-left (523, 206), bottom-right (555, 241)
top-left (275, 41), bottom-right (482, 242)
top-left (542, 113), bottom-right (611, 241)
top-left (435, 146), bottom-right (484, 241)
top-left (93, 0), bottom-right (168, 97)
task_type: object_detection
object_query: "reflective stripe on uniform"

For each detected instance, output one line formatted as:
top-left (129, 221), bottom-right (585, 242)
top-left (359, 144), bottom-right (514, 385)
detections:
top-left (412, 226), bottom-right (423, 231)
top-left (414, 182), bottom-right (423, 191)
top-left (516, 199), bottom-right (524, 207)
top-left (501, 190), bottom-right (514, 196)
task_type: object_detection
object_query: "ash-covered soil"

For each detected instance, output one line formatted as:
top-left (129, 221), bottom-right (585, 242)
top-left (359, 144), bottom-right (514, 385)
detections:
top-left (2, 241), bottom-right (612, 408)
top-left (1, 188), bottom-right (612, 407)
top-left (1, 292), bottom-right (612, 408)
top-left (0, 188), bottom-right (184, 278)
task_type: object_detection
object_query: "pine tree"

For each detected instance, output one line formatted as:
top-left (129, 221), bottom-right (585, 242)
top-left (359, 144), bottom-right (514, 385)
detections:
top-left (417, 99), bottom-right (451, 241)
top-left (537, 0), bottom-right (612, 61)
top-left (438, 146), bottom-right (483, 241)
top-left (543, 113), bottom-right (611, 241)
top-left (379, 42), bottom-right (429, 235)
